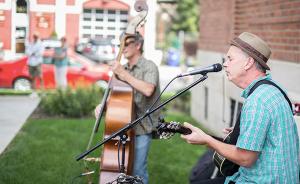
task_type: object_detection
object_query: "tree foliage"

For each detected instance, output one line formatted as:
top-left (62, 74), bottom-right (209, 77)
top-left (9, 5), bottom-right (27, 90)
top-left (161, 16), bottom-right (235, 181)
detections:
top-left (171, 0), bottom-right (199, 33)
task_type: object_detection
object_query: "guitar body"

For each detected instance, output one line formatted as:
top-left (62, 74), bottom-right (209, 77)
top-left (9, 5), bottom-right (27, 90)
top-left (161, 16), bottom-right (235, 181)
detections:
top-left (99, 77), bottom-right (135, 184)
top-left (212, 132), bottom-right (239, 176)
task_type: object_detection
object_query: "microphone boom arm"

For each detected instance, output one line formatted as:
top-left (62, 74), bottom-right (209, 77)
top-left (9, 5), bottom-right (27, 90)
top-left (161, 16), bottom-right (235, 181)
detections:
top-left (76, 75), bottom-right (208, 161)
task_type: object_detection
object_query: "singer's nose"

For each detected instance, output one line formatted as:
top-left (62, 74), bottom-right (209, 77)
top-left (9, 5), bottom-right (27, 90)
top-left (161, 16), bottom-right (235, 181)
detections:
top-left (222, 58), bottom-right (229, 68)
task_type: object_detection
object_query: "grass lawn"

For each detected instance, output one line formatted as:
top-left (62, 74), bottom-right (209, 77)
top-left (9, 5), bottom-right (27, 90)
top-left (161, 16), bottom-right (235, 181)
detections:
top-left (0, 88), bottom-right (32, 96)
top-left (0, 112), bottom-right (207, 184)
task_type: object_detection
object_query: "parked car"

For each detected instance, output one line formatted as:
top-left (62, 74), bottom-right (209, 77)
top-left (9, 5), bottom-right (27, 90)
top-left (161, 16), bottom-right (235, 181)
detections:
top-left (0, 50), bottom-right (111, 91)
top-left (78, 38), bottom-right (116, 64)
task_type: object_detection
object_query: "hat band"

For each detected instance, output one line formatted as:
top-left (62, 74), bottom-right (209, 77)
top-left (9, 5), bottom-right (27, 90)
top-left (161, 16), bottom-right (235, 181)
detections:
top-left (233, 37), bottom-right (268, 63)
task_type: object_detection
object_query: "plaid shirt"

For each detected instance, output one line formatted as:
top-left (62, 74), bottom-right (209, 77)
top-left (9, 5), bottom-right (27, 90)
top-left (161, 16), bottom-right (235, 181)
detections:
top-left (124, 57), bottom-right (161, 135)
top-left (225, 74), bottom-right (300, 184)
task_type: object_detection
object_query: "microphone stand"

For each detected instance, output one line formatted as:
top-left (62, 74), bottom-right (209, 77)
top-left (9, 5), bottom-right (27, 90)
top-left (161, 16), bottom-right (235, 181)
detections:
top-left (76, 74), bottom-right (208, 161)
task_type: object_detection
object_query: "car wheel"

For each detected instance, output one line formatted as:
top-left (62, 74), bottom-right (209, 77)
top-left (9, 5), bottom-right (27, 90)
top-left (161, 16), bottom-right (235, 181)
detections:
top-left (13, 78), bottom-right (32, 91)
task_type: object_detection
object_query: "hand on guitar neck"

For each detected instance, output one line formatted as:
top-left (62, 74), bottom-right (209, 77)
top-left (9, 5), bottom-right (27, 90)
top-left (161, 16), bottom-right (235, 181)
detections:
top-left (156, 117), bottom-right (209, 145)
top-left (156, 118), bottom-right (192, 139)
top-left (157, 117), bottom-right (240, 176)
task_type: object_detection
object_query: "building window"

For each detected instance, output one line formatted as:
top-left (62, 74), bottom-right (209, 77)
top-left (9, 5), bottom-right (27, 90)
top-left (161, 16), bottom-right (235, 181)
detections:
top-left (96, 18), bottom-right (103, 21)
top-left (95, 34), bottom-right (103, 38)
top-left (95, 26), bottom-right (103, 30)
top-left (95, 9), bottom-right (103, 14)
top-left (229, 98), bottom-right (243, 127)
top-left (107, 27), bottom-right (115, 30)
top-left (16, 0), bottom-right (27, 13)
top-left (83, 26), bottom-right (91, 29)
top-left (83, 9), bottom-right (91, 21)
top-left (107, 10), bottom-right (116, 22)
top-left (120, 10), bottom-right (128, 23)
top-left (95, 9), bottom-right (104, 21)
top-left (120, 10), bottom-right (127, 15)
top-left (204, 87), bottom-right (208, 120)
top-left (83, 34), bottom-right (91, 38)
top-left (108, 35), bottom-right (115, 39)
top-left (15, 27), bottom-right (26, 39)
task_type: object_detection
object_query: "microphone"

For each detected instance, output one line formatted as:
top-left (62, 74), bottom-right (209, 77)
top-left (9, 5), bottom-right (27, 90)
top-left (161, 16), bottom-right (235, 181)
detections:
top-left (178, 63), bottom-right (222, 77)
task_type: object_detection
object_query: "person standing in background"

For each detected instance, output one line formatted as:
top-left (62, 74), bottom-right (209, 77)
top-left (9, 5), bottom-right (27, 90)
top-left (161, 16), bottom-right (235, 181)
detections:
top-left (53, 37), bottom-right (68, 89)
top-left (25, 32), bottom-right (44, 89)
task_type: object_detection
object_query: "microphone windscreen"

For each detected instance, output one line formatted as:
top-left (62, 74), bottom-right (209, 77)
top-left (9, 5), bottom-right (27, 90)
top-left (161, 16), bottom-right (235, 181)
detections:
top-left (214, 63), bottom-right (223, 72)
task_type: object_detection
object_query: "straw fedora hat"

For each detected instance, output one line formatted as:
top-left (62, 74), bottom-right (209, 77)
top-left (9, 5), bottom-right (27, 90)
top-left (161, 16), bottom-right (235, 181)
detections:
top-left (230, 32), bottom-right (271, 70)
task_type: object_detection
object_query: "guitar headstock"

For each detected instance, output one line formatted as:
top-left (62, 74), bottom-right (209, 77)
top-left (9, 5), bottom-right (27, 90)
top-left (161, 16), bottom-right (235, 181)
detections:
top-left (156, 117), bottom-right (192, 139)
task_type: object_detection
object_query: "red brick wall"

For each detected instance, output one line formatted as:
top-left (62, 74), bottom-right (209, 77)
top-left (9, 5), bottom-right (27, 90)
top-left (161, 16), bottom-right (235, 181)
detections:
top-left (198, 0), bottom-right (300, 63)
top-left (37, 0), bottom-right (55, 5)
top-left (0, 10), bottom-right (11, 49)
top-left (66, 14), bottom-right (79, 47)
top-left (29, 12), bottom-right (55, 40)
top-left (198, 0), bottom-right (235, 53)
top-left (67, 0), bottom-right (76, 6)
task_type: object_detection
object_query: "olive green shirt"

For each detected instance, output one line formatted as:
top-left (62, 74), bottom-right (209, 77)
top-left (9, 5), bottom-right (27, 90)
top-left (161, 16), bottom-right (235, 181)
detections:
top-left (124, 56), bottom-right (161, 135)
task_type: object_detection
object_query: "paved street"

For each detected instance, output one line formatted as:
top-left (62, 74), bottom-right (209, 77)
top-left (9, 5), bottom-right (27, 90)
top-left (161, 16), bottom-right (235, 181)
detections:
top-left (0, 95), bottom-right (40, 154)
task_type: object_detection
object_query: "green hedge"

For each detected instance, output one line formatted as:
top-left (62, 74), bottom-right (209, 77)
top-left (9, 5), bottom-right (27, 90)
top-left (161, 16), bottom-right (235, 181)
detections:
top-left (161, 90), bottom-right (191, 114)
top-left (40, 86), bottom-right (103, 117)
top-left (39, 87), bottom-right (191, 118)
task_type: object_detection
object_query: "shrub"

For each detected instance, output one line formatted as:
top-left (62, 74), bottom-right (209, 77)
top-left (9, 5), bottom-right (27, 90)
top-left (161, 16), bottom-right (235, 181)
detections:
top-left (161, 90), bottom-right (191, 114)
top-left (40, 86), bottom-right (103, 117)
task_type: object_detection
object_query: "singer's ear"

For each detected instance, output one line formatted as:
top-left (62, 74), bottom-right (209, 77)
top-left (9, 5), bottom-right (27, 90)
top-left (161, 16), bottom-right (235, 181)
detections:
top-left (244, 57), bottom-right (255, 70)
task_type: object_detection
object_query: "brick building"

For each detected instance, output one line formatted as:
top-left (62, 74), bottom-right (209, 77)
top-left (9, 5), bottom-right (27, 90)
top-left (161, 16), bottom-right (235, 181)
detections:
top-left (191, 0), bottom-right (300, 135)
top-left (0, 0), bottom-right (158, 62)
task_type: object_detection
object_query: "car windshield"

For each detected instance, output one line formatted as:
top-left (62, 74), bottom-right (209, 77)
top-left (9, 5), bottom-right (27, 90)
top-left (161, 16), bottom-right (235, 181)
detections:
top-left (42, 39), bottom-right (61, 49)
top-left (68, 57), bottom-right (83, 67)
top-left (42, 56), bottom-right (83, 68)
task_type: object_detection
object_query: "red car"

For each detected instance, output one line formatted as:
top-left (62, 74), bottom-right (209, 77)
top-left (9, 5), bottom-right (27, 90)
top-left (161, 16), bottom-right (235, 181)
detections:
top-left (0, 50), bottom-right (111, 90)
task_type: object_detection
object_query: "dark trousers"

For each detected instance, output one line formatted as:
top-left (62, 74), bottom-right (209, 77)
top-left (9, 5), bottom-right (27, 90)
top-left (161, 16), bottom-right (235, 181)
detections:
top-left (189, 149), bottom-right (235, 184)
top-left (191, 177), bottom-right (225, 184)
top-left (192, 177), bottom-right (235, 184)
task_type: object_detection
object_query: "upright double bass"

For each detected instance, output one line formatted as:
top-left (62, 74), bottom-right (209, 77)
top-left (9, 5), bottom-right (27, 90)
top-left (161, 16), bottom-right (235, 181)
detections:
top-left (98, 1), bottom-right (148, 183)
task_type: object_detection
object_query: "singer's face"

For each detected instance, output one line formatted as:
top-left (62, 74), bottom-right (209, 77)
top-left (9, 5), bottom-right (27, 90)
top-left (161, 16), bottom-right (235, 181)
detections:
top-left (223, 46), bottom-right (248, 87)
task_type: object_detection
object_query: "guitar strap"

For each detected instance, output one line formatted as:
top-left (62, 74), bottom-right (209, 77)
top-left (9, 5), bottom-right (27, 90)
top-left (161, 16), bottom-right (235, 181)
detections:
top-left (228, 79), bottom-right (293, 145)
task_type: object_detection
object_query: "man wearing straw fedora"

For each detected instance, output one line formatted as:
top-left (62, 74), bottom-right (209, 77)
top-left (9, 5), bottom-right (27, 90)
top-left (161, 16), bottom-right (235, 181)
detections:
top-left (181, 32), bottom-right (299, 183)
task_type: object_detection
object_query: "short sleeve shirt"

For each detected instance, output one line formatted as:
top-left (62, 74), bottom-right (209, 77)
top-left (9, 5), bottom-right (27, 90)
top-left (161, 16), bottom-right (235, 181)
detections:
top-left (124, 57), bottom-right (161, 135)
top-left (54, 46), bottom-right (68, 67)
top-left (225, 74), bottom-right (300, 184)
top-left (26, 40), bottom-right (44, 66)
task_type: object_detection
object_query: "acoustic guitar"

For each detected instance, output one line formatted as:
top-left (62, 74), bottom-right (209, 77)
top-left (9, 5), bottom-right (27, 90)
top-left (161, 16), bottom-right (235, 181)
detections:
top-left (156, 119), bottom-right (239, 176)
top-left (212, 132), bottom-right (239, 176)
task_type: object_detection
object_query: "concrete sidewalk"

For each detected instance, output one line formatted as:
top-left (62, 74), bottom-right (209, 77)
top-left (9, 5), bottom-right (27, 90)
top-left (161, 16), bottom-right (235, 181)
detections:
top-left (0, 94), bottom-right (40, 154)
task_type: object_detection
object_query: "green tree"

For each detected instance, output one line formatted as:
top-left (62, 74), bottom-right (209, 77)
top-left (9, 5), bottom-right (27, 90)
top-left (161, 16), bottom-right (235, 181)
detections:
top-left (171, 0), bottom-right (199, 33)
